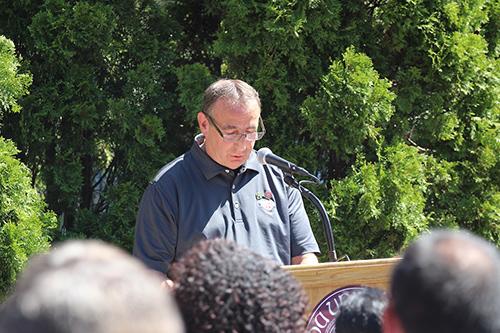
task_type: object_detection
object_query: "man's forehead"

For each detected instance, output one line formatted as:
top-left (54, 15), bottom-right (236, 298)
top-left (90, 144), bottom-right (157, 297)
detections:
top-left (213, 97), bottom-right (260, 112)
top-left (212, 99), bottom-right (260, 123)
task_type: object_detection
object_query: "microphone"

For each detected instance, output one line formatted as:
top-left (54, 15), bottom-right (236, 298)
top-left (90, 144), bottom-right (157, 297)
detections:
top-left (256, 147), bottom-right (319, 182)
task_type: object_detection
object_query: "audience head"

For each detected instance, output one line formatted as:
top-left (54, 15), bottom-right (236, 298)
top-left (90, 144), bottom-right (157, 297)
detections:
top-left (335, 287), bottom-right (387, 333)
top-left (384, 229), bottom-right (500, 333)
top-left (0, 240), bottom-right (184, 333)
top-left (170, 239), bottom-right (308, 333)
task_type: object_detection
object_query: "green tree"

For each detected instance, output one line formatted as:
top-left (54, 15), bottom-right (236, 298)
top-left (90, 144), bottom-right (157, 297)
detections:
top-left (0, 35), bottom-right (56, 299)
top-left (368, 0), bottom-right (499, 244)
top-left (1, 0), bottom-right (187, 249)
top-left (329, 144), bottom-right (431, 259)
top-left (301, 47), bottom-right (396, 179)
top-left (0, 0), bottom-right (497, 261)
top-left (0, 37), bottom-right (31, 116)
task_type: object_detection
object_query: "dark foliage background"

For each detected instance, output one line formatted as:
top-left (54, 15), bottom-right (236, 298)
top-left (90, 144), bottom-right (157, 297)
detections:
top-left (0, 0), bottom-right (498, 295)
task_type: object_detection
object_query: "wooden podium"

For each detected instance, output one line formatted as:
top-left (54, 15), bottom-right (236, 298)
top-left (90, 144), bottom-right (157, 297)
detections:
top-left (282, 258), bottom-right (400, 314)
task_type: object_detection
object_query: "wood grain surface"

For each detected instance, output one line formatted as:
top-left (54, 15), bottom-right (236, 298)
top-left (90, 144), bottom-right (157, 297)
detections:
top-left (283, 258), bottom-right (400, 314)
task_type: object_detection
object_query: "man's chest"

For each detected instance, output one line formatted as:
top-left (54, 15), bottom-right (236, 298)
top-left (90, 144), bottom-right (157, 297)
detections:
top-left (175, 172), bottom-right (290, 244)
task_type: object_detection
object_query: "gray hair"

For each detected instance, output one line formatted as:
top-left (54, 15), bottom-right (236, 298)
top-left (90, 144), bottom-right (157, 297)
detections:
top-left (202, 79), bottom-right (261, 115)
top-left (0, 240), bottom-right (184, 333)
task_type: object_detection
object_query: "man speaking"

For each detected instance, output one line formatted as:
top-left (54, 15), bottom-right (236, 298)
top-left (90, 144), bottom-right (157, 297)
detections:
top-left (133, 79), bottom-right (319, 275)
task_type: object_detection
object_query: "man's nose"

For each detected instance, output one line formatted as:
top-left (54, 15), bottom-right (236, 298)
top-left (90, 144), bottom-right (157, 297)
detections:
top-left (233, 138), bottom-right (249, 151)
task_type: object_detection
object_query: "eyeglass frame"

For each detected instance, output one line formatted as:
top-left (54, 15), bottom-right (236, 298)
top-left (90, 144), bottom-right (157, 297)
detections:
top-left (203, 112), bottom-right (266, 142)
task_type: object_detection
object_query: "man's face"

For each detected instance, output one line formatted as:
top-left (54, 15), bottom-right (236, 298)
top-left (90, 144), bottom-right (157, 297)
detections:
top-left (198, 98), bottom-right (261, 170)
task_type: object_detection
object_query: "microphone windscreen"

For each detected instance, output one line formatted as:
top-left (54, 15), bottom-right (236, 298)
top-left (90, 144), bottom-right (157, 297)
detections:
top-left (256, 147), bottom-right (272, 165)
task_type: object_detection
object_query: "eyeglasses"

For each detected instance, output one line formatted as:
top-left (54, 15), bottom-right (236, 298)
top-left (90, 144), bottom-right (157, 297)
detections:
top-left (204, 113), bottom-right (266, 142)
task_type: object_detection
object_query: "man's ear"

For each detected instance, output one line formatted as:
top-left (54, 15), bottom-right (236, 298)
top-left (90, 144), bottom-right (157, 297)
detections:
top-left (197, 112), bottom-right (209, 135)
top-left (382, 301), bottom-right (405, 333)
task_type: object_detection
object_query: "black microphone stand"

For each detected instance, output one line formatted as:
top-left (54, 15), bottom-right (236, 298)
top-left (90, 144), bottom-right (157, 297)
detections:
top-left (284, 173), bottom-right (338, 262)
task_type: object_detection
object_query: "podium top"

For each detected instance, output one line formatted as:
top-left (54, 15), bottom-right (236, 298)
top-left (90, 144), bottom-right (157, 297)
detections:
top-left (282, 258), bottom-right (401, 314)
top-left (283, 257), bottom-right (401, 271)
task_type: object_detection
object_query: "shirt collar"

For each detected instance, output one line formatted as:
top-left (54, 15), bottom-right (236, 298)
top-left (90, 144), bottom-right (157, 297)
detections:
top-left (191, 134), bottom-right (261, 180)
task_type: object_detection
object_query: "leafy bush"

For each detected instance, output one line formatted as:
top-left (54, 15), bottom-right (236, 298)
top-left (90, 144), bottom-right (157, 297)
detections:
top-left (0, 36), bottom-right (31, 117)
top-left (329, 144), bottom-right (430, 259)
top-left (0, 35), bottom-right (56, 300)
top-left (0, 138), bottom-right (57, 299)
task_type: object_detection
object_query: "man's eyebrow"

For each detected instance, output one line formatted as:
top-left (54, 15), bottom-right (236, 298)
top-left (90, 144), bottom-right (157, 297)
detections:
top-left (220, 123), bottom-right (238, 129)
top-left (220, 124), bottom-right (258, 131)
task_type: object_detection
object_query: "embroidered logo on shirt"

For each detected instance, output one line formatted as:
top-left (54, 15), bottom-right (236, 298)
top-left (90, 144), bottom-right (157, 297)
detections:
top-left (256, 190), bottom-right (275, 214)
top-left (256, 191), bottom-right (273, 200)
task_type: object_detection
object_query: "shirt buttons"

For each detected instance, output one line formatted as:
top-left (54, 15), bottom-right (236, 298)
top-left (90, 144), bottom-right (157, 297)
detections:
top-left (234, 201), bottom-right (240, 209)
top-left (225, 169), bottom-right (230, 174)
top-left (232, 185), bottom-right (236, 190)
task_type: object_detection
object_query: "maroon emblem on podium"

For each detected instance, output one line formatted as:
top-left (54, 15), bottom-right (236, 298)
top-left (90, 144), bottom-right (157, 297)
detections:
top-left (306, 285), bottom-right (366, 333)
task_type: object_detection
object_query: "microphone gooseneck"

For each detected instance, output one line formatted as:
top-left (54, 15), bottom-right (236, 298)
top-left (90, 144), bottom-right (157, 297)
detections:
top-left (256, 147), bottom-right (337, 262)
top-left (256, 147), bottom-right (319, 183)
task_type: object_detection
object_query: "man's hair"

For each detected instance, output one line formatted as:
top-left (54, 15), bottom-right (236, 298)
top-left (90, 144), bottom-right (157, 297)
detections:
top-left (0, 240), bottom-right (184, 333)
top-left (202, 79), bottom-right (261, 116)
top-left (391, 229), bottom-right (500, 333)
top-left (335, 287), bottom-right (387, 333)
top-left (169, 239), bottom-right (308, 332)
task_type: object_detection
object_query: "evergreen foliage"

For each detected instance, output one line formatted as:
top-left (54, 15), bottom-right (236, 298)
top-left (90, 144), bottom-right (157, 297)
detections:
top-left (0, 0), bottom-right (497, 261)
top-left (0, 35), bottom-right (56, 299)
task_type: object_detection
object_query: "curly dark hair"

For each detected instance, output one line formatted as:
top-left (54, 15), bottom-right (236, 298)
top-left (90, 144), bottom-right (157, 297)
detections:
top-left (169, 239), bottom-right (308, 333)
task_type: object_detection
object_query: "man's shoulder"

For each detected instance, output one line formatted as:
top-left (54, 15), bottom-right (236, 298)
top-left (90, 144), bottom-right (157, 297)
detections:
top-left (152, 153), bottom-right (190, 184)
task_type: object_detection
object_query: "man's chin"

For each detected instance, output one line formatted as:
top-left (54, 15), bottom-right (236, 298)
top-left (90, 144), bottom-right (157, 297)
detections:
top-left (224, 160), bottom-right (245, 170)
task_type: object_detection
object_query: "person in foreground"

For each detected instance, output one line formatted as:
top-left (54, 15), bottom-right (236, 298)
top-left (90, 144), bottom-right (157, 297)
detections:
top-left (0, 240), bottom-right (184, 333)
top-left (134, 78), bottom-right (319, 275)
top-left (336, 287), bottom-right (387, 333)
top-left (383, 229), bottom-right (500, 333)
top-left (169, 238), bottom-right (309, 333)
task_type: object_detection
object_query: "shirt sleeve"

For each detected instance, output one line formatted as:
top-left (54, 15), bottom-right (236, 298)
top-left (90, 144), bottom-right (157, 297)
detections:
top-left (288, 186), bottom-right (321, 258)
top-left (133, 182), bottom-right (177, 275)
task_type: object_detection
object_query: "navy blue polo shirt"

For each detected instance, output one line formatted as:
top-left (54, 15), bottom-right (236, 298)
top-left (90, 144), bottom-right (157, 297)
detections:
top-left (133, 135), bottom-right (320, 275)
